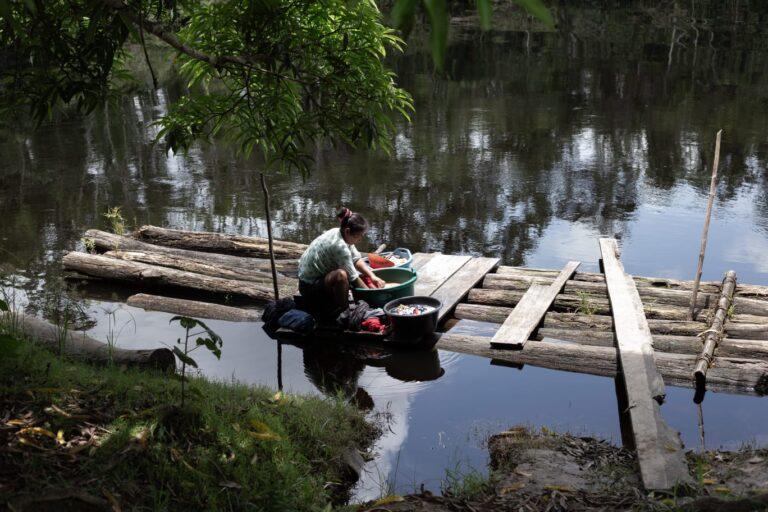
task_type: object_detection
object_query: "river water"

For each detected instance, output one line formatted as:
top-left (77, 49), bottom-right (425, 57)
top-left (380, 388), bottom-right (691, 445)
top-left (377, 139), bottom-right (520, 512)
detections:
top-left (2, 3), bottom-right (768, 500)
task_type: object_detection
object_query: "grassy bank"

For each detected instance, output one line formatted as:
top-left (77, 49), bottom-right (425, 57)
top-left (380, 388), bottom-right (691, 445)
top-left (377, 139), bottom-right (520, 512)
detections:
top-left (0, 335), bottom-right (376, 511)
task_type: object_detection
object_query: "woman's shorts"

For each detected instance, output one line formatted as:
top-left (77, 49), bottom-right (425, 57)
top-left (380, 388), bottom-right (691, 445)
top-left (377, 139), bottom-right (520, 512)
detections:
top-left (299, 278), bottom-right (332, 316)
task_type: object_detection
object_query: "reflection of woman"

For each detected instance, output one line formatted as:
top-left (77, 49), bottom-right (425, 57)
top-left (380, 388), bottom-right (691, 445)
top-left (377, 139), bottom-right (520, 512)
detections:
top-left (298, 207), bottom-right (384, 315)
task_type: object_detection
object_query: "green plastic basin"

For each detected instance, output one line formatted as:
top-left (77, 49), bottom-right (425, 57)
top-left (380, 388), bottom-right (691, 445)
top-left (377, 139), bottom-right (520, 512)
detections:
top-left (352, 268), bottom-right (418, 308)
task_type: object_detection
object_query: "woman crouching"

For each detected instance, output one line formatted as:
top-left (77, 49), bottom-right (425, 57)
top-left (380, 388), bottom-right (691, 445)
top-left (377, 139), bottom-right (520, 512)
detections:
top-left (298, 208), bottom-right (385, 316)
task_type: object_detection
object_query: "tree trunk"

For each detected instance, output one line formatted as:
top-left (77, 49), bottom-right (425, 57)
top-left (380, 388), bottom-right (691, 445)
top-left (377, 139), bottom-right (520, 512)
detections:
top-left (127, 294), bottom-right (261, 322)
top-left (467, 288), bottom-right (768, 324)
top-left (437, 332), bottom-right (768, 396)
top-left (105, 250), bottom-right (297, 289)
top-left (4, 312), bottom-right (175, 371)
top-left (453, 303), bottom-right (768, 340)
top-left (84, 230), bottom-right (299, 274)
top-left (62, 252), bottom-right (285, 303)
top-left (133, 225), bottom-right (307, 259)
top-left (495, 266), bottom-right (768, 298)
top-left (483, 273), bottom-right (768, 317)
top-left (694, 270), bottom-right (737, 387)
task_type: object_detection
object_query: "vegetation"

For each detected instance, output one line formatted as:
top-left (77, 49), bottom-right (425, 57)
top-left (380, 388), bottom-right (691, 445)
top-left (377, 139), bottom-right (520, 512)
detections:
top-left (0, 334), bottom-right (376, 510)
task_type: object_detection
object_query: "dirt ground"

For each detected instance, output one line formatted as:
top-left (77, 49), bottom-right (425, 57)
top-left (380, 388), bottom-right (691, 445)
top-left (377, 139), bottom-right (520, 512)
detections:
top-left (360, 427), bottom-right (768, 512)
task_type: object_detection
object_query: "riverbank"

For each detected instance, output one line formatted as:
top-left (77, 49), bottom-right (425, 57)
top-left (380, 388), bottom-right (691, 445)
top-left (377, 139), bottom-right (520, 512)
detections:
top-left (0, 334), bottom-right (376, 511)
top-left (365, 426), bottom-right (768, 511)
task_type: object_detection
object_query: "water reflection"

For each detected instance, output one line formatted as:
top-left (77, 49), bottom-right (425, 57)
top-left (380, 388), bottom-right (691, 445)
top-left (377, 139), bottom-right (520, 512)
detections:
top-left (2, 1), bottom-right (768, 500)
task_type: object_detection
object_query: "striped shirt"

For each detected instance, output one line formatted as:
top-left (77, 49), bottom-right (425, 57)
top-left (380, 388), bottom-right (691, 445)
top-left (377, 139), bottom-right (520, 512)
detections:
top-left (298, 228), bottom-right (362, 284)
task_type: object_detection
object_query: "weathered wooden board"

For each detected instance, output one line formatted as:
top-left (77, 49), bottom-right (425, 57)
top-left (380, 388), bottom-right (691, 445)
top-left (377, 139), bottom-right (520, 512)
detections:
top-left (599, 238), bottom-right (692, 490)
top-left (410, 252), bottom-right (437, 272)
top-left (491, 261), bottom-right (580, 348)
top-left (414, 254), bottom-right (472, 297)
top-left (430, 257), bottom-right (500, 324)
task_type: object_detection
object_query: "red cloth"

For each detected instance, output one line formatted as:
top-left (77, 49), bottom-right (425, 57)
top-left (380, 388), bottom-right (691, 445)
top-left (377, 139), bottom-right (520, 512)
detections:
top-left (362, 275), bottom-right (375, 288)
top-left (361, 317), bottom-right (386, 333)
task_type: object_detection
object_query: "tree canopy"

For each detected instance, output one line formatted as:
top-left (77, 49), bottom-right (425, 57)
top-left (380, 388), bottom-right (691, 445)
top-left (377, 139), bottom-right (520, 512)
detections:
top-left (0, 0), bottom-right (550, 174)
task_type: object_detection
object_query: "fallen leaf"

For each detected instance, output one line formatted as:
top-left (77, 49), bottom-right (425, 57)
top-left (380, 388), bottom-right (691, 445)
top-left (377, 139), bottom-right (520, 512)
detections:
top-left (17, 427), bottom-right (56, 439)
top-left (544, 485), bottom-right (573, 493)
top-left (102, 488), bottom-right (122, 512)
top-left (702, 478), bottom-right (716, 485)
top-left (714, 486), bottom-right (731, 494)
top-left (219, 481), bottom-right (242, 489)
top-left (272, 391), bottom-right (283, 402)
top-left (747, 456), bottom-right (765, 464)
top-left (56, 430), bottom-right (65, 445)
top-left (515, 469), bottom-right (533, 478)
top-left (371, 495), bottom-right (404, 506)
top-left (6, 419), bottom-right (30, 427)
top-left (170, 447), bottom-right (182, 461)
top-left (500, 482), bottom-right (526, 494)
top-left (248, 420), bottom-right (281, 441)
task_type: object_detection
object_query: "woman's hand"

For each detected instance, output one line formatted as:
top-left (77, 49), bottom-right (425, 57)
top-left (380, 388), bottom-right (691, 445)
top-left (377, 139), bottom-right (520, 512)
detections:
top-left (371, 276), bottom-right (386, 289)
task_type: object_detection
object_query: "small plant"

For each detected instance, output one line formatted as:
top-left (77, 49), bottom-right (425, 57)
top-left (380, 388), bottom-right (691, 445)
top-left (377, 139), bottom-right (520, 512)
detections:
top-left (81, 237), bottom-right (97, 254)
top-left (169, 316), bottom-right (223, 408)
top-left (103, 206), bottom-right (126, 236)
top-left (726, 303), bottom-right (736, 320)
top-left (102, 304), bottom-right (136, 365)
top-left (575, 290), bottom-right (597, 316)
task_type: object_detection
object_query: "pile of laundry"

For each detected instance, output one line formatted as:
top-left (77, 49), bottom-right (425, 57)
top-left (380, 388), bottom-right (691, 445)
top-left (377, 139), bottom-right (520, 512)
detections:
top-left (262, 297), bottom-right (391, 335)
top-left (262, 297), bottom-right (316, 335)
top-left (367, 248), bottom-right (411, 269)
top-left (336, 300), bottom-right (390, 334)
top-left (390, 303), bottom-right (435, 316)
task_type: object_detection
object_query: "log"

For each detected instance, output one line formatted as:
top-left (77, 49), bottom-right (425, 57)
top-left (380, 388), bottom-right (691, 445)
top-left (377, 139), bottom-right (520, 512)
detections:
top-left (467, 288), bottom-right (768, 324)
top-left (483, 273), bottom-right (768, 318)
top-left (84, 230), bottom-right (299, 274)
top-left (454, 303), bottom-right (768, 340)
top-left (437, 332), bottom-right (768, 396)
top-left (63, 252), bottom-right (278, 303)
top-left (104, 250), bottom-right (297, 289)
top-left (495, 266), bottom-right (768, 298)
top-left (3, 312), bottom-right (175, 371)
top-left (133, 225), bottom-right (307, 259)
top-left (694, 271), bottom-right (737, 389)
top-left (127, 294), bottom-right (261, 322)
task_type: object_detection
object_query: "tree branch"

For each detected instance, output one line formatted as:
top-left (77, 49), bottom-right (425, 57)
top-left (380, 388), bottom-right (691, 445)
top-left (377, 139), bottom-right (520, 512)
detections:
top-left (100, 0), bottom-right (267, 68)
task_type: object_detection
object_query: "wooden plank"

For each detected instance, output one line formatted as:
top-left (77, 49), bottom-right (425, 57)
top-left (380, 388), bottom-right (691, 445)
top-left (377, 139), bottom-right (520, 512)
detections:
top-left (414, 254), bottom-right (472, 297)
top-left (430, 257), bottom-right (500, 324)
top-left (410, 252), bottom-right (437, 272)
top-left (491, 261), bottom-right (580, 349)
top-left (599, 238), bottom-right (692, 490)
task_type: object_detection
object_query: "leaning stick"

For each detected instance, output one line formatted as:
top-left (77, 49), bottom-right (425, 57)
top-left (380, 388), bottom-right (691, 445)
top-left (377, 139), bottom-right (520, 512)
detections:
top-left (260, 173), bottom-right (280, 300)
top-left (694, 270), bottom-right (737, 392)
top-left (689, 129), bottom-right (723, 320)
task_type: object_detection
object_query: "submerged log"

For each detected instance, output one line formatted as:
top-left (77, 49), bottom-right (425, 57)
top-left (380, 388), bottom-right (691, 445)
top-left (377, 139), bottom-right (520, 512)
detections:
top-left (694, 271), bottom-right (738, 389)
top-left (467, 288), bottom-right (768, 324)
top-left (62, 252), bottom-right (290, 302)
top-left (483, 274), bottom-right (768, 317)
top-left (84, 230), bottom-right (299, 274)
top-left (104, 250), bottom-right (296, 288)
top-left (3, 312), bottom-right (175, 371)
top-left (495, 266), bottom-right (768, 298)
top-left (453, 303), bottom-right (768, 340)
top-left (127, 294), bottom-right (261, 322)
top-left (133, 225), bottom-right (307, 259)
top-left (437, 332), bottom-right (768, 395)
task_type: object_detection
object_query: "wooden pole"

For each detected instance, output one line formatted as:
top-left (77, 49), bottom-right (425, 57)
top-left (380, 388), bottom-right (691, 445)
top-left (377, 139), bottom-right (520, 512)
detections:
top-left (694, 270), bottom-right (737, 391)
top-left (690, 129), bottom-right (723, 320)
top-left (260, 173), bottom-right (280, 301)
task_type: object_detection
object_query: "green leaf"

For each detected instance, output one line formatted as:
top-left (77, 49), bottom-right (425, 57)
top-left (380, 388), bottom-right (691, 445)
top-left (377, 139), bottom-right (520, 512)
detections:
top-left (514, 0), bottom-right (555, 29)
top-left (195, 337), bottom-right (221, 359)
top-left (0, 298), bottom-right (8, 312)
top-left (476, 0), bottom-right (492, 31)
top-left (0, 334), bottom-right (23, 356)
top-left (172, 346), bottom-right (198, 368)
top-left (391, 0), bottom-right (418, 36)
top-left (170, 316), bottom-right (198, 330)
top-left (423, 0), bottom-right (448, 72)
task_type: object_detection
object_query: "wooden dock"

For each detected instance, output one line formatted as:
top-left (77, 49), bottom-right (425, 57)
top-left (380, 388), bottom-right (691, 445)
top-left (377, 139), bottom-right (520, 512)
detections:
top-left (62, 226), bottom-right (768, 491)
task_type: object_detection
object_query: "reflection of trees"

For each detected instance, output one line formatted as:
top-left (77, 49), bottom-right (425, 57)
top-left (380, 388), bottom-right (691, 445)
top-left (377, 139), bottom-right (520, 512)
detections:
top-left (1, 0), bottom-right (768, 294)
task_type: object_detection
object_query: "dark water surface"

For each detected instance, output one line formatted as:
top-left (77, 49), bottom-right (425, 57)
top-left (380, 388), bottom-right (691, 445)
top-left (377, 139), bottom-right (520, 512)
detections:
top-left (2, 3), bottom-right (768, 500)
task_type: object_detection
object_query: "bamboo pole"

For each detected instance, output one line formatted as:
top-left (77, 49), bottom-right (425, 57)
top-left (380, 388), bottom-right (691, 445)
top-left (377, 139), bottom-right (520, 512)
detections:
top-left (694, 270), bottom-right (737, 391)
top-left (260, 173), bottom-right (280, 301)
top-left (690, 129), bottom-right (723, 320)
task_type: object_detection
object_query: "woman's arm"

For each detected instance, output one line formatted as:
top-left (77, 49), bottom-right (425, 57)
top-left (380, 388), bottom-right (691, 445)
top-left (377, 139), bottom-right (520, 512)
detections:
top-left (355, 259), bottom-right (385, 288)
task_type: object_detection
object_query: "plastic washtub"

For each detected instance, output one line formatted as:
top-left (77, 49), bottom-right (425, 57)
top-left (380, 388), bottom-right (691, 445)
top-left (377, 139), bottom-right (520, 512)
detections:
top-left (384, 296), bottom-right (442, 346)
top-left (362, 248), bottom-right (413, 269)
top-left (351, 267), bottom-right (417, 308)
